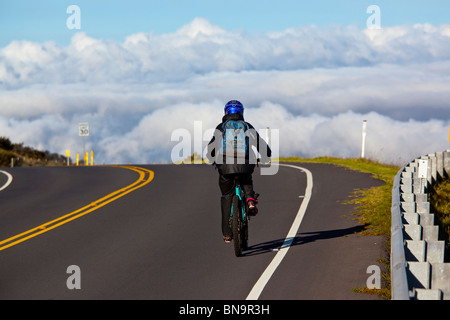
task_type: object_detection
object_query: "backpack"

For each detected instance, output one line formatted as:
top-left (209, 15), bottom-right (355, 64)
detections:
top-left (220, 119), bottom-right (250, 163)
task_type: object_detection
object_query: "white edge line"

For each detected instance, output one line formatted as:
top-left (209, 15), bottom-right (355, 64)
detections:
top-left (246, 164), bottom-right (313, 300)
top-left (0, 170), bottom-right (13, 192)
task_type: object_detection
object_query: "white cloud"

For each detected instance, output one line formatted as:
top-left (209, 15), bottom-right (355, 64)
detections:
top-left (0, 19), bottom-right (449, 165)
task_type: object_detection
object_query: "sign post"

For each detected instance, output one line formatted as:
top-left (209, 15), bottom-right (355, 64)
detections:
top-left (78, 122), bottom-right (89, 165)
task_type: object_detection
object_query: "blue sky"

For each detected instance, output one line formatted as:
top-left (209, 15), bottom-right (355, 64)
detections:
top-left (1, 0), bottom-right (450, 164)
top-left (1, 0), bottom-right (449, 47)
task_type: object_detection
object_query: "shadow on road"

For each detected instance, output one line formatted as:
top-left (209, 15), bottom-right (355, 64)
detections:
top-left (242, 224), bottom-right (367, 257)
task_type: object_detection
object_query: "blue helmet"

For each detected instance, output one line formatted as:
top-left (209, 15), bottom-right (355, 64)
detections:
top-left (224, 100), bottom-right (244, 115)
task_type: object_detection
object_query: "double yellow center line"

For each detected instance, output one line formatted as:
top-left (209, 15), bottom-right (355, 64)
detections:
top-left (0, 166), bottom-right (154, 251)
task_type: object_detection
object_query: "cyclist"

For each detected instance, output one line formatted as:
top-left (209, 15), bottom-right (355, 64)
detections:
top-left (207, 100), bottom-right (271, 243)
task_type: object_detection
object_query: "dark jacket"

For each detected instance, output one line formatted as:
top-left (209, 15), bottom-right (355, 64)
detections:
top-left (207, 113), bottom-right (272, 175)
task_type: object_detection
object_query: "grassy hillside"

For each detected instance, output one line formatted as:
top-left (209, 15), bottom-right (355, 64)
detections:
top-left (0, 137), bottom-right (68, 167)
top-left (430, 179), bottom-right (450, 261)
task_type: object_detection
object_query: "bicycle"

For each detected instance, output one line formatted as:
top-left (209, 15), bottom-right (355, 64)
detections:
top-left (229, 175), bottom-right (259, 257)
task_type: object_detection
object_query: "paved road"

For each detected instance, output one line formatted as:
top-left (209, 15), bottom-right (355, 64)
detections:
top-left (0, 163), bottom-right (386, 300)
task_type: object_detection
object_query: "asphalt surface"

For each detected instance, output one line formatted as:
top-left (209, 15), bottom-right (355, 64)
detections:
top-left (0, 163), bottom-right (387, 300)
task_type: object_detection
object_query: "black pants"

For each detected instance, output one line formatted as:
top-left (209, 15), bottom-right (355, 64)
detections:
top-left (219, 173), bottom-right (255, 237)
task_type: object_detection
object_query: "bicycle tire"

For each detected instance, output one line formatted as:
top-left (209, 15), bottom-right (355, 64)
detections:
top-left (242, 213), bottom-right (248, 250)
top-left (232, 195), bottom-right (242, 257)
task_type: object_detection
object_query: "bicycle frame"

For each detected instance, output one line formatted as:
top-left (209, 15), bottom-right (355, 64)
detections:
top-left (232, 184), bottom-right (246, 222)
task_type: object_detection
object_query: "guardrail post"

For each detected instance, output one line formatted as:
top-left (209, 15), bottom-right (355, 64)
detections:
top-left (443, 150), bottom-right (450, 176)
top-left (436, 152), bottom-right (444, 180)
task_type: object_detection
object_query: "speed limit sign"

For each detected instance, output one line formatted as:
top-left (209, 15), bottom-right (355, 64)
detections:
top-left (79, 122), bottom-right (89, 137)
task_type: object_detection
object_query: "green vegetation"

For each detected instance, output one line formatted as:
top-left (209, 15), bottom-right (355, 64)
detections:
top-left (172, 152), bottom-right (209, 164)
top-left (430, 178), bottom-right (450, 261)
top-left (0, 137), bottom-right (68, 167)
top-left (281, 156), bottom-right (400, 299)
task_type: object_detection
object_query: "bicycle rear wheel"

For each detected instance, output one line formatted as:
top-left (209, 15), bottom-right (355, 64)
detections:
top-left (242, 214), bottom-right (248, 250)
top-left (232, 195), bottom-right (242, 257)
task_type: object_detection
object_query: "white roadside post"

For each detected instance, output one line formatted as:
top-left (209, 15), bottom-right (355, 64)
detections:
top-left (361, 120), bottom-right (367, 159)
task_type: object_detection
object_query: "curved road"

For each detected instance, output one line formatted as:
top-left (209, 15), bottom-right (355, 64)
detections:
top-left (0, 163), bottom-right (386, 300)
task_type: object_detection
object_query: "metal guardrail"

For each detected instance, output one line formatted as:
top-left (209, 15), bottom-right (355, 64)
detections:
top-left (391, 168), bottom-right (410, 299)
top-left (391, 150), bottom-right (450, 300)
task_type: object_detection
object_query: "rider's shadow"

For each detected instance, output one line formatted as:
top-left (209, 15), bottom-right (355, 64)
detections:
top-left (242, 224), bottom-right (367, 257)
